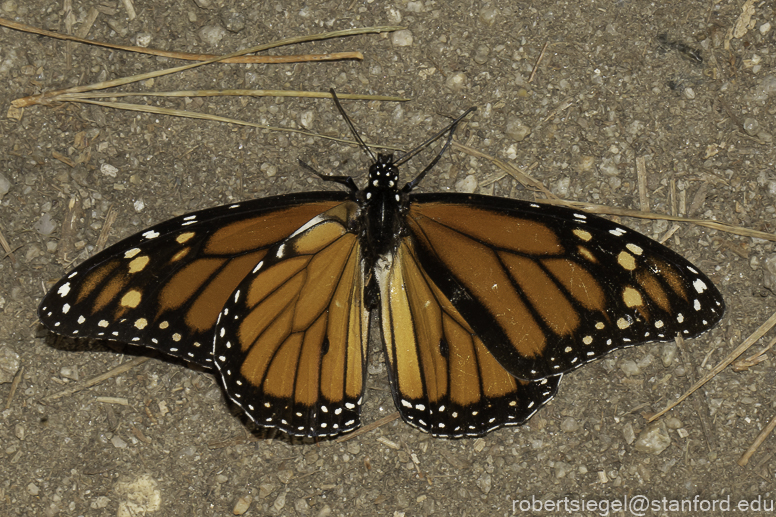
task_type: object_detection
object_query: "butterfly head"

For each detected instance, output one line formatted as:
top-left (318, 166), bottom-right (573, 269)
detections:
top-left (368, 154), bottom-right (400, 192)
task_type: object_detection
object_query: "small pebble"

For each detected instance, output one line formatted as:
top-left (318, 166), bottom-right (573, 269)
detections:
top-left (221, 10), bottom-right (246, 32)
top-left (34, 213), bottom-right (56, 236)
top-left (261, 163), bottom-right (277, 178)
top-left (111, 435), bottom-right (128, 449)
top-left (294, 497), bottom-right (311, 513)
top-left (0, 345), bottom-right (21, 383)
top-left (0, 173), bottom-right (11, 200)
top-left (661, 342), bottom-right (677, 367)
top-left (445, 72), bottom-right (467, 92)
top-left (134, 32), bottom-right (152, 47)
top-left (60, 366), bottom-right (79, 381)
top-left (273, 491), bottom-right (287, 511)
top-left (743, 117), bottom-right (759, 136)
top-left (258, 483), bottom-right (274, 499)
top-left (101, 163), bottom-right (118, 177)
top-left (634, 421), bottom-right (671, 454)
top-left (474, 44), bottom-right (490, 64)
top-left (199, 25), bottom-right (226, 46)
top-left (554, 461), bottom-right (572, 478)
top-left (277, 469), bottom-right (294, 484)
top-left (300, 110), bottom-right (315, 129)
top-left (575, 156), bottom-right (595, 173)
top-left (620, 359), bottom-right (640, 376)
top-left (505, 117), bottom-right (531, 141)
top-left (391, 30), bottom-right (413, 47)
top-left (455, 174), bottom-right (478, 193)
top-left (763, 255), bottom-right (776, 295)
top-left (233, 495), bottom-right (252, 515)
top-left (475, 472), bottom-right (492, 494)
top-left (622, 422), bottom-right (636, 444)
top-left (479, 6), bottom-right (498, 25)
top-left (664, 417), bottom-right (683, 429)
top-left (560, 417), bottom-right (579, 432)
top-left (91, 496), bottom-right (110, 509)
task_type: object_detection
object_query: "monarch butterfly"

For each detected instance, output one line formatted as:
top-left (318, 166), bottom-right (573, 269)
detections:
top-left (38, 94), bottom-right (724, 438)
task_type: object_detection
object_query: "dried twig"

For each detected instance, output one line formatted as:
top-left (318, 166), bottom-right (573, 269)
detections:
top-left (0, 17), bottom-right (382, 66)
top-left (649, 310), bottom-right (776, 421)
top-left (453, 142), bottom-right (776, 242)
top-left (94, 205), bottom-right (119, 254)
top-left (528, 40), bottom-right (549, 83)
top-left (58, 194), bottom-right (82, 264)
top-left (13, 26), bottom-right (406, 108)
top-left (674, 335), bottom-right (716, 451)
top-left (5, 366), bottom-right (24, 410)
top-left (636, 156), bottom-right (650, 212)
top-left (739, 414), bottom-right (776, 466)
top-left (0, 225), bottom-right (17, 267)
top-left (44, 356), bottom-right (150, 402)
top-left (335, 412), bottom-right (401, 442)
top-left (732, 334), bottom-right (776, 371)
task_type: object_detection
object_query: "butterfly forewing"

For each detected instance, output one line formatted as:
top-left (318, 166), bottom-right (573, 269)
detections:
top-left (377, 239), bottom-right (561, 437)
top-left (405, 193), bottom-right (725, 380)
top-left (38, 193), bottom-right (349, 367)
top-left (213, 201), bottom-right (369, 437)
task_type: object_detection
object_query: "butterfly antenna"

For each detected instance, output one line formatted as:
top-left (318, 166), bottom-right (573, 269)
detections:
top-left (402, 107), bottom-right (476, 192)
top-left (330, 89), bottom-right (377, 164)
top-left (394, 107), bottom-right (476, 168)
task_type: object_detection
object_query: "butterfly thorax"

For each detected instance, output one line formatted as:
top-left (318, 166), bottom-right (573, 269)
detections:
top-left (360, 154), bottom-right (406, 260)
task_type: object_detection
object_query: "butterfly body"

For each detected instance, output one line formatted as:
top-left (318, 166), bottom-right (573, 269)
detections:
top-left (38, 105), bottom-right (724, 438)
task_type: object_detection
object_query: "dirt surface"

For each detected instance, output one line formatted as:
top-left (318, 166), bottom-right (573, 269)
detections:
top-left (2, 1), bottom-right (776, 516)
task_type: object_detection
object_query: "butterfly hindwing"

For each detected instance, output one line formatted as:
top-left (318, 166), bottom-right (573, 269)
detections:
top-left (405, 193), bottom-right (725, 380)
top-left (38, 192), bottom-right (349, 367)
top-left (213, 201), bottom-right (369, 437)
top-left (377, 239), bottom-right (561, 437)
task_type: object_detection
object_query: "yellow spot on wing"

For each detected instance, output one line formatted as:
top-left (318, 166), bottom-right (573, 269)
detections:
top-left (128, 255), bottom-right (149, 273)
top-left (573, 229), bottom-right (592, 241)
top-left (577, 246), bottom-right (596, 263)
top-left (176, 232), bottom-right (196, 244)
top-left (622, 287), bottom-right (643, 308)
top-left (121, 289), bottom-right (142, 308)
top-left (626, 243), bottom-right (643, 255)
top-left (617, 251), bottom-right (636, 271)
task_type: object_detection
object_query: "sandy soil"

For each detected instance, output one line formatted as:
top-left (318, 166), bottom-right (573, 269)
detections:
top-left (1, 0), bottom-right (775, 515)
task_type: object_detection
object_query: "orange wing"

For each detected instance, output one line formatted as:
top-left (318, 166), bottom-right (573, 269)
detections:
top-left (213, 201), bottom-right (369, 437)
top-left (404, 194), bottom-right (725, 380)
top-left (38, 193), bottom-right (349, 367)
top-left (377, 239), bottom-right (560, 437)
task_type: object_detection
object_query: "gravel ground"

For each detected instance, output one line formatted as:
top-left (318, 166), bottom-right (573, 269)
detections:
top-left (1, 0), bottom-right (776, 516)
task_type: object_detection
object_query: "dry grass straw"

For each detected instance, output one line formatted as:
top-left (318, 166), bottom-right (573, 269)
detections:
top-left (6, 19), bottom-right (409, 148)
